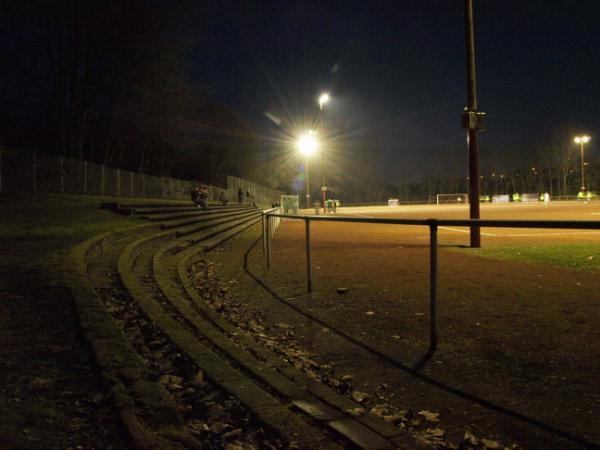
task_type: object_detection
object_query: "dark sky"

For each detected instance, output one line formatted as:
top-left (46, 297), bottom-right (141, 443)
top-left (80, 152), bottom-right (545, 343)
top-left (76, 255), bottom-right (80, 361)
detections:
top-left (190, 0), bottom-right (600, 182)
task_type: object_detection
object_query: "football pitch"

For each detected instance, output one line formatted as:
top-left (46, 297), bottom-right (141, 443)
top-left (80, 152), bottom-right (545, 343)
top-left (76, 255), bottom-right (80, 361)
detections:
top-left (242, 200), bottom-right (600, 447)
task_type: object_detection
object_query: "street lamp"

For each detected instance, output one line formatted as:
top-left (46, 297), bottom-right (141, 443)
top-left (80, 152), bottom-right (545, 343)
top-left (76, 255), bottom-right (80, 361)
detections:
top-left (574, 135), bottom-right (591, 193)
top-left (318, 92), bottom-right (330, 213)
top-left (297, 131), bottom-right (318, 209)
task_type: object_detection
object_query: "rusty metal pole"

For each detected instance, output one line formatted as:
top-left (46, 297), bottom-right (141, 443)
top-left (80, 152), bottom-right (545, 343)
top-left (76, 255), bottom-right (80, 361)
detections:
top-left (262, 212), bottom-right (266, 254)
top-left (429, 220), bottom-right (438, 353)
top-left (465, 0), bottom-right (481, 248)
top-left (320, 108), bottom-right (326, 214)
top-left (580, 141), bottom-right (586, 192)
top-left (305, 157), bottom-right (311, 209)
top-left (266, 214), bottom-right (272, 269)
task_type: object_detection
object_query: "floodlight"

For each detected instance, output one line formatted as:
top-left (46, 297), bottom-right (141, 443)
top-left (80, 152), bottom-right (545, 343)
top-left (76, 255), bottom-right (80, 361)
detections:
top-left (318, 93), bottom-right (330, 110)
top-left (297, 132), bottom-right (318, 156)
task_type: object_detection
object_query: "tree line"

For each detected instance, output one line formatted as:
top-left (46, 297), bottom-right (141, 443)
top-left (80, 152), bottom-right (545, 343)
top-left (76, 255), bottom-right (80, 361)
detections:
top-left (1, 0), bottom-right (268, 187)
top-left (397, 124), bottom-right (597, 201)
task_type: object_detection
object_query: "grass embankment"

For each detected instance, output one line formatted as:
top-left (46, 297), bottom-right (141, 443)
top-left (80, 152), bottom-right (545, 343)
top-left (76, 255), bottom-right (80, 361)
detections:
top-left (1, 194), bottom-right (139, 274)
top-left (0, 194), bottom-right (150, 448)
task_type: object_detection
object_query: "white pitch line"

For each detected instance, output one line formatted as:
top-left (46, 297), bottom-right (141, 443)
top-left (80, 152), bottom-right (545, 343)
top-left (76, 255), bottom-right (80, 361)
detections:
top-left (439, 226), bottom-right (497, 236)
top-left (501, 231), bottom-right (600, 237)
top-left (337, 212), bottom-right (376, 218)
top-left (591, 213), bottom-right (600, 215)
top-left (439, 226), bottom-right (600, 237)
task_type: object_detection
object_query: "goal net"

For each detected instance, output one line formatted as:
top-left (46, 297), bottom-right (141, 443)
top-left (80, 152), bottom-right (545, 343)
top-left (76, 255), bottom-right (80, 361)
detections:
top-left (436, 193), bottom-right (469, 205)
top-left (280, 195), bottom-right (299, 215)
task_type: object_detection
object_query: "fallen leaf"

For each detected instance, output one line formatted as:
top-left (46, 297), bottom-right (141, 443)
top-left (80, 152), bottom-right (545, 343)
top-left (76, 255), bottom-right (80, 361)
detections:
top-left (418, 410), bottom-right (440, 423)
top-left (352, 391), bottom-right (370, 403)
top-left (463, 431), bottom-right (479, 446)
top-left (426, 427), bottom-right (445, 438)
top-left (365, 311), bottom-right (375, 316)
top-left (346, 407), bottom-right (366, 417)
top-left (481, 438), bottom-right (502, 449)
top-left (370, 404), bottom-right (387, 417)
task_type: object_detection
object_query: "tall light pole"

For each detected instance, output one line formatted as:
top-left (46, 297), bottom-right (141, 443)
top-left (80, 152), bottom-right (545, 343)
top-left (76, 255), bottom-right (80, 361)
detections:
top-left (462, 0), bottom-right (485, 248)
top-left (574, 135), bottom-right (591, 193)
top-left (318, 93), bottom-right (330, 214)
top-left (298, 131), bottom-right (318, 209)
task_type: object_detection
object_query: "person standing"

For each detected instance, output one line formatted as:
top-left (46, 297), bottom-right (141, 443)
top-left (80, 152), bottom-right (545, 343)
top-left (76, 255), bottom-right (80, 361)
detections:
top-left (238, 187), bottom-right (244, 204)
top-left (198, 186), bottom-right (209, 210)
top-left (191, 186), bottom-right (201, 206)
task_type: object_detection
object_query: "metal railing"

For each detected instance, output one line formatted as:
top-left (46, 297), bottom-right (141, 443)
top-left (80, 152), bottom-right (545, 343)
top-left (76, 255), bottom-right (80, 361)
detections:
top-left (262, 213), bottom-right (600, 355)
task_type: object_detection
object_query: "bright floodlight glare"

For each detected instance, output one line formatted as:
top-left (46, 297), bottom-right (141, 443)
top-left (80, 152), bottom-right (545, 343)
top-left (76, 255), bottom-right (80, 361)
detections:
top-left (318, 93), bottom-right (330, 109)
top-left (575, 135), bottom-right (591, 144)
top-left (297, 132), bottom-right (318, 156)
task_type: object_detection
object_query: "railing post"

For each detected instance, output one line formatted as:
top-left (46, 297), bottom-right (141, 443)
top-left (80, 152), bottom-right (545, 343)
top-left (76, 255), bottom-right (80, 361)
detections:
top-left (266, 214), bottom-right (272, 269)
top-left (32, 150), bottom-right (37, 193)
top-left (83, 160), bottom-right (88, 195)
top-left (305, 217), bottom-right (312, 293)
top-left (60, 156), bottom-right (64, 193)
top-left (101, 165), bottom-right (105, 195)
top-left (117, 168), bottom-right (121, 196)
top-left (428, 219), bottom-right (438, 353)
top-left (262, 212), bottom-right (266, 254)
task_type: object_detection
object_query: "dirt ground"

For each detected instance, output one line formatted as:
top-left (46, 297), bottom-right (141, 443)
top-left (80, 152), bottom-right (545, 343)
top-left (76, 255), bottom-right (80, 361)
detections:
top-left (209, 201), bottom-right (600, 449)
top-left (0, 263), bottom-right (126, 449)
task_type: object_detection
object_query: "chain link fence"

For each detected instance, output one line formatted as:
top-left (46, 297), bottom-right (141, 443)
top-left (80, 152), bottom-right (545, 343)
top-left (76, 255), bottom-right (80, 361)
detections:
top-left (0, 147), bottom-right (282, 204)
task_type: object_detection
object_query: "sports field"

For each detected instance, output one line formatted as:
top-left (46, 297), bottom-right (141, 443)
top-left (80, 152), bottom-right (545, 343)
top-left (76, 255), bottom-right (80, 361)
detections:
top-left (235, 200), bottom-right (600, 448)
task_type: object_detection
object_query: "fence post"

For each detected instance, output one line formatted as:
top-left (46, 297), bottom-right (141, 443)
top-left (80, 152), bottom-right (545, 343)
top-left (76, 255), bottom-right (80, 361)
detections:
top-left (428, 219), bottom-right (438, 353)
top-left (101, 165), bottom-right (105, 195)
top-left (117, 168), bottom-right (121, 197)
top-left (262, 212), bottom-right (266, 254)
top-left (83, 160), bottom-right (88, 195)
top-left (60, 157), bottom-right (64, 193)
top-left (32, 150), bottom-right (37, 192)
top-left (305, 217), bottom-right (312, 293)
top-left (266, 214), bottom-right (272, 269)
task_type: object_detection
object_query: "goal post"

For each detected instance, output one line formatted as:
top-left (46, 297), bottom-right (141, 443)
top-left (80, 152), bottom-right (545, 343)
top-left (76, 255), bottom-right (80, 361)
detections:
top-left (436, 193), bottom-right (469, 205)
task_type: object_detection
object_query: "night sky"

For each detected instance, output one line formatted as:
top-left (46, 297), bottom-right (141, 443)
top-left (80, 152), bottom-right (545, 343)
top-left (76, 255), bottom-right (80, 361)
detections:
top-left (190, 0), bottom-right (600, 182)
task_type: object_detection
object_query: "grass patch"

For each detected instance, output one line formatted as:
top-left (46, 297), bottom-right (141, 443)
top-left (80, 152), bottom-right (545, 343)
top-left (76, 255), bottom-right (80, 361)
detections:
top-left (463, 243), bottom-right (600, 271)
top-left (0, 193), bottom-right (139, 285)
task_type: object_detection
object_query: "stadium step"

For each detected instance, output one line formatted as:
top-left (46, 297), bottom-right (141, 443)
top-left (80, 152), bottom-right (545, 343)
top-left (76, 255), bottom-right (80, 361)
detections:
top-left (66, 202), bottom-right (420, 449)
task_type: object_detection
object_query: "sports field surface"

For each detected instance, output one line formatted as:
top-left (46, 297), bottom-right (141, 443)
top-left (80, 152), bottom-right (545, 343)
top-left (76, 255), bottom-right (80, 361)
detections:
top-left (218, 200), bottom-right (600, 449)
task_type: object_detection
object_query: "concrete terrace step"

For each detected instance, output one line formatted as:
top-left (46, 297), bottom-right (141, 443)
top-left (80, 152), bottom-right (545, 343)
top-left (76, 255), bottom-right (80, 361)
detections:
top-left (144, 206), bottom-right (255, 222)
top-left (160, 208), bottom-right (256, 230)
top-left (150, 239), bottom-right (400, 449)
top-left (199, 216), bottom-right (263, 251)
top-left (132, 204), bottom-right (245, 215)
top-left (118, 234), bottom-right (343, 449)
top-left (175, 211), bottom-right (261, 238)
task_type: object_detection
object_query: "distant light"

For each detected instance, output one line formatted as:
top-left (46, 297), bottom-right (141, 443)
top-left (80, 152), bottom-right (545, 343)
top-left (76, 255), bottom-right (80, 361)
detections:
top-left (297, 131), bottom-right (318, 156)
top-left (318, 93), bottom-right (330, 109)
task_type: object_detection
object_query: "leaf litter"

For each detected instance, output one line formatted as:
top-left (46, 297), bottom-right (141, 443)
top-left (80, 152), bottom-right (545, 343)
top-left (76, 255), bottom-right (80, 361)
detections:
top-left (188, 258), bottom-right (522, 450)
